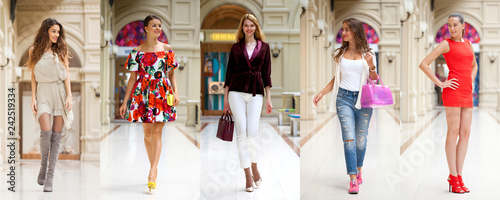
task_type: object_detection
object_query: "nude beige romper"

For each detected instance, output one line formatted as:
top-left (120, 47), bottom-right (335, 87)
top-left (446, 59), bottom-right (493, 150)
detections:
top-left (34, 52), bottom-right (73, 129)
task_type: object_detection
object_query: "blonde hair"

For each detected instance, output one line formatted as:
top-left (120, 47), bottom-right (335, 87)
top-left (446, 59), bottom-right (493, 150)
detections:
top-left (235, 14), bottom-right (265, 42)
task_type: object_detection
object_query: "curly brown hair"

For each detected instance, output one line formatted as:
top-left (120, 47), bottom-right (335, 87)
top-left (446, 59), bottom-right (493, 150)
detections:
top-left (27, 18), bottom-right (69, 71)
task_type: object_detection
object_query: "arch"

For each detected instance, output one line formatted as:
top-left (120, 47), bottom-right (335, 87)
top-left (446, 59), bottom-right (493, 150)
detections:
top-left (201, 0), bottom-right (263, 26)
top-left (18, 46), bottom-right (82, 68)
top-left (433, 9), bottom-right (482, 41)
top-left (335, 22), bottom-right (379, 44)
top-left (435, 22), bottom-right (480, 43)
top-left (288, 0), bottom-right (301, 29)
top-left (115, 21), bottom-right (168, 46)
top-left (114, 6), bottom-right (173, 41)
top-left (16, 30), bottom-right (85, 67)
top-left (201, 5), bottom-right (249, 29)
top-left (334, 12), bottom-right (381, 38)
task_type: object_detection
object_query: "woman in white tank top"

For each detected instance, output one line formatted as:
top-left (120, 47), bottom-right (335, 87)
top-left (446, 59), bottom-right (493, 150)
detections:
top-left (312, 18), bottom-right (378, 194)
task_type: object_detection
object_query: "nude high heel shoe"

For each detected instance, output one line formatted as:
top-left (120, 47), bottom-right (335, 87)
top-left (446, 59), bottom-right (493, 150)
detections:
top-left (253, 176), bottom-right (262, 188)
top-left (246, 176), bottom-right (254, 192)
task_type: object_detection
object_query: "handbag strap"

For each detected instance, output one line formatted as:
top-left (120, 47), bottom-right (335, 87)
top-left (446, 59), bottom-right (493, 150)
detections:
top-left (222, 111), bottom-right (234, 122)
top-left (367, 74), bottom-right (386, 87)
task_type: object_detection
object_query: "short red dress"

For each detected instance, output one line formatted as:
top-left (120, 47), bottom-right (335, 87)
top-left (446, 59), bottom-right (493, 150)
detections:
top-left (442, 39), bottom-right (474, 107)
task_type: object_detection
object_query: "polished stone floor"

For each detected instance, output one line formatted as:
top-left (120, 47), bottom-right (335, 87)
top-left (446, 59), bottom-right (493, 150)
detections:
top-left (200, 116), bottom-right (300, 200)
top-left (3, 108), bottom-right (498, 199)
top-left (0, 160), bottom-right (99, 200)
top-left (300, 108), bottom-right (400, 199)
top-left (100, 121), bottom-right (200, 199)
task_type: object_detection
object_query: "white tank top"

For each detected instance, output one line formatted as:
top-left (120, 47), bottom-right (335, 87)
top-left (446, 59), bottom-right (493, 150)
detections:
top-left (339, 58), bottom-right (364, 91)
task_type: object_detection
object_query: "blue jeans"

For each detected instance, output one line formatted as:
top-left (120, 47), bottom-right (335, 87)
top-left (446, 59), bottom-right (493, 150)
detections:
top-left (336, 88), bottom-right (373, 175)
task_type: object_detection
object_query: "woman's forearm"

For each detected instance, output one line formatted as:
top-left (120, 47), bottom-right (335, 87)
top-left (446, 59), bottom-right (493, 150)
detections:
top-left (320, 77), bottom-right (335, 95)
top-left (471, 65), bottom-right (478, 81)
top-left (64, 69), bottom-right (72, 97)
top-left (368, 64), bottom-right (378, 80)
top-left (31, 71), bottom-right (37, 100)
top-left (123, 72), bottom-right (137, 104)
top-left (419, 62), bottom-right (443, 87)
top-left (169, 71), bottom-right (178, 94)
top-left (224, 86), bottom-right (230, 98)
top-left (265, 86), bottom-right (271, 100)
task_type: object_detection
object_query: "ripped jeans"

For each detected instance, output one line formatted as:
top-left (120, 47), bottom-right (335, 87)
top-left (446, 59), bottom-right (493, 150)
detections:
top-left (336, 88), bottom-right (373, 175)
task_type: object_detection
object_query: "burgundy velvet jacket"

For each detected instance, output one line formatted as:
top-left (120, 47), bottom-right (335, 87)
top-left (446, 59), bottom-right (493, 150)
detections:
top-left (224, 39), bottom-right (272, 96)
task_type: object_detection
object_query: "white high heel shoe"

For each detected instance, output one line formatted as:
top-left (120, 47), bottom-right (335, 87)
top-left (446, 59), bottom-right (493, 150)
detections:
top-left (246, 176), bottom-right (254, 192)
top-left (254, 178), bottom-right (262, 188)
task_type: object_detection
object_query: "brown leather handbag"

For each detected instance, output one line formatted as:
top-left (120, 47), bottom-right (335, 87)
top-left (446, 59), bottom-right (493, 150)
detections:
top-left (216, 111), bottom-right (234, 142)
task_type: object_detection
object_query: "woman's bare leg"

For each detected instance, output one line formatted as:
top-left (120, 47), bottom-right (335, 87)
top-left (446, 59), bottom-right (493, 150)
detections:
top-left (142, 123), bottom-right (154, 181)
top-left (150, 122), bottom-right (165, 182)
top-left (444, 107), bottom-right (461, 176)
top-left (456, 107), bottom-right (472, 175)
top-left (251, 163), bottom-right (261, 182)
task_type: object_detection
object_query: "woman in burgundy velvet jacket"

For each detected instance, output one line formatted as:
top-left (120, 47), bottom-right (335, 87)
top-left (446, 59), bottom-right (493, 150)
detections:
top-left (223, 14), bottom-right (273, 192)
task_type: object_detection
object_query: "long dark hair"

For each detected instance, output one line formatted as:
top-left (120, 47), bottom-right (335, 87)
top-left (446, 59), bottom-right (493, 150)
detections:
top-left (448, 12), bottom-right (465, 38)
top-left (333, 18), bottom-right (372, 63)
top-left (27, 18), bottom-right (69, 71)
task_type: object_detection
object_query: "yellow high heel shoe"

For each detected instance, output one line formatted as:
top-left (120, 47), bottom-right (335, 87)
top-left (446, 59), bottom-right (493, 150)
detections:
top-left (147, 169), bottom-right (157, 192)
top-left (148, 181), bottom-right (156, 192)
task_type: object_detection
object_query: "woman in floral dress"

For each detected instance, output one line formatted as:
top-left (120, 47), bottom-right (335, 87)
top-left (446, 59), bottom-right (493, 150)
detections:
top-left (119, 14), bottom-right (179, 192)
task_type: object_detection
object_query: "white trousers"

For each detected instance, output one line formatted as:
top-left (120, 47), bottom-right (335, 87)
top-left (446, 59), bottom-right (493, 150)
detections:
top-left (228, 91), bottom-right (263, 169)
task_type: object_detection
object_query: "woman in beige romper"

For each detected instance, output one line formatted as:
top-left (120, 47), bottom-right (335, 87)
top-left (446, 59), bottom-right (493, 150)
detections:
top-left (27, 18), bottom-right (73, 192)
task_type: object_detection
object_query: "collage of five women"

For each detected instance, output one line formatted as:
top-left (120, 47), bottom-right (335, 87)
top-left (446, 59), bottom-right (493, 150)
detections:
top-left (1, 0), bottom-right (499, 199)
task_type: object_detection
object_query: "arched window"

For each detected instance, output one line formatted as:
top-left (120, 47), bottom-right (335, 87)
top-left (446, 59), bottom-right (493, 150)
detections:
top-left (115, 21), bottom-right (168, 46)
top-left (435, 22), bottom-right (480, 43)
top-left (336, 22), bottom-right (379, 44)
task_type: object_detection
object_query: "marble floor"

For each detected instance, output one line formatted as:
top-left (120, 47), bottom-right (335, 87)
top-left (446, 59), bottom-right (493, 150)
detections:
top-left (200, 116), bottom-right (300, 200)
top-left (300, 108), bottom-right (401, 200)
top-left (400, 107), bottom-right (500, 200)
top-left (4, 108), bottom-right (497, 199)
top-left (100, 121), bottom-right (200, 200)
top-left (0, 160), bottom-right (99, 200)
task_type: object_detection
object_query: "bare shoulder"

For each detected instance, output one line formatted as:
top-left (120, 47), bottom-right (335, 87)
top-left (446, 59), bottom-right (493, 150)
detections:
top-left (132, 45), bottom-right (141, 51)
top-left (163, 43), bottom-right (172, 51)
top-left (436, 40), bottom-right (450, 53)
top-left (29, 46), bottom-right (34, 55)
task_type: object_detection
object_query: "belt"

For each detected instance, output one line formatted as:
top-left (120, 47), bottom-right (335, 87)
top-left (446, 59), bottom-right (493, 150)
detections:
top-left (39, 80), bottom-right (64, 84)
top-left (233, 70), bottom-right (263, 96)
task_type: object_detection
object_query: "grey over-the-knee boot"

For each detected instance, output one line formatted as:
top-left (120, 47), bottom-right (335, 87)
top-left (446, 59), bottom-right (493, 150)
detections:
top-left (37, 130), bottom-right (52, 185)
top-left (43, 132), bottom-right (62, 192)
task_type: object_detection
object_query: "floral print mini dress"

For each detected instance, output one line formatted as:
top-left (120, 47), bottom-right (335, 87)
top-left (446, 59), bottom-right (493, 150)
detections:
top-left (124, 49), bottom-right (178, 123)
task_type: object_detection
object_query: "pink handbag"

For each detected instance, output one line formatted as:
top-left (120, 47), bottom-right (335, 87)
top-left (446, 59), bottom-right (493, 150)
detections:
top-left (361, 75), bottom-right (393, 108)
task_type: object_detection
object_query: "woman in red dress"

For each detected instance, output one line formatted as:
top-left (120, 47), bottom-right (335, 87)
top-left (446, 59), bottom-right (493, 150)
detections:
top-left (419, 13), bottom-right (477, 194)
